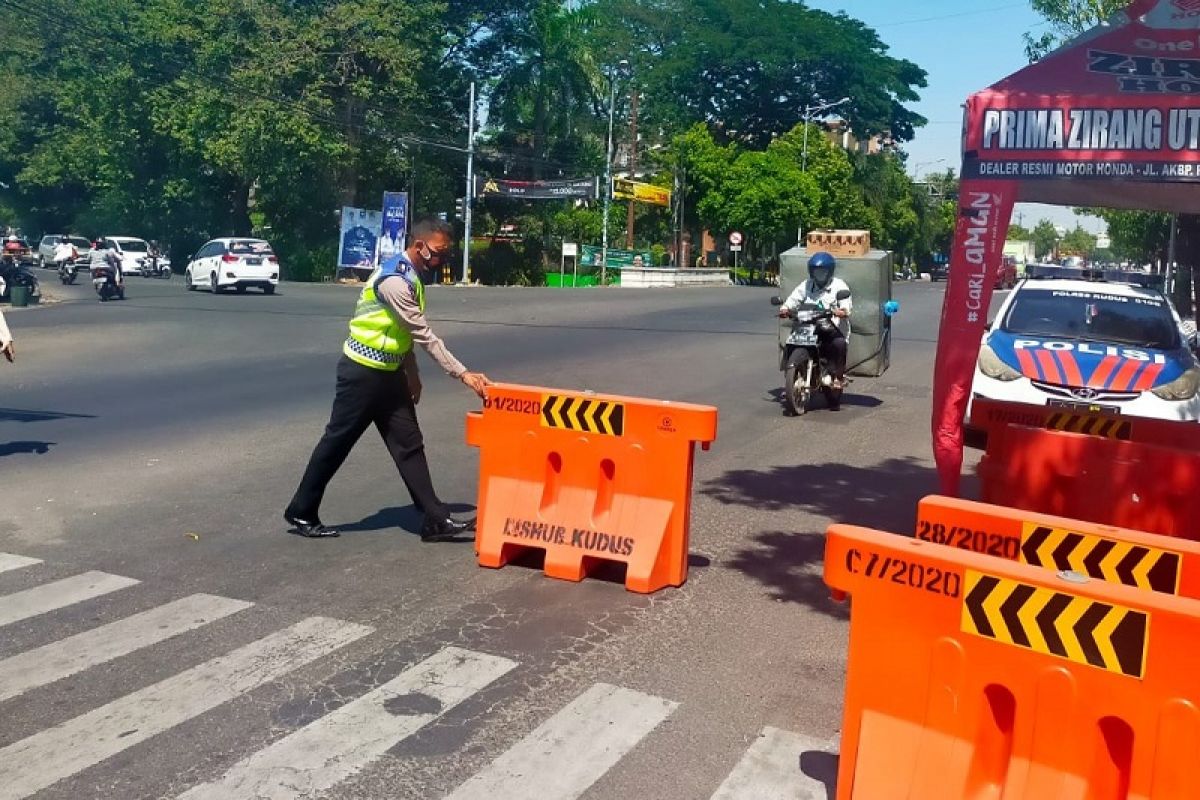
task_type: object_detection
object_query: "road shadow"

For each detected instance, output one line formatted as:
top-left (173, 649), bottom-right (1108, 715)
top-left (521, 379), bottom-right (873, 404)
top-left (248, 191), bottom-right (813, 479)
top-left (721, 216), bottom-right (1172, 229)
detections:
top-left (338, 502), bottom-right (476, 539)
top-left (765, 388), bottom-right (883, 415)
top-left (728, 529), bottom-right (848, 617)
top-left (0, 440), bottom-right (55, 457)
top-left (702, 456), bottom-right (970, 529)
top-left (0, 408), bottom-right (95, 423)
top-left (705, 457), bottom-right (979, 611)
top-left (800, 750), bottom-right (839, 799)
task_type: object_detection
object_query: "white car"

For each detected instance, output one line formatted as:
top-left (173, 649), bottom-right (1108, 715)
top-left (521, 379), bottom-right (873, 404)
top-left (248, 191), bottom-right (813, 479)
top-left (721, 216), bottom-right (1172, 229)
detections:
top-left (99, 236), bottom-right (154, 276)
top-left (966, 266), bottom-right (1200, 446)
top-left (184, 238), bottom-right (279, 294)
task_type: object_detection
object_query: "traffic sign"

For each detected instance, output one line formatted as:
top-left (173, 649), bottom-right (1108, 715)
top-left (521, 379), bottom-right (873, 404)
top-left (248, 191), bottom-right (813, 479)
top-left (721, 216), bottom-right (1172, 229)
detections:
top-left (729, 231), bottom-right (744, 246)
top-left (730, 245), bottom-right (743, 252)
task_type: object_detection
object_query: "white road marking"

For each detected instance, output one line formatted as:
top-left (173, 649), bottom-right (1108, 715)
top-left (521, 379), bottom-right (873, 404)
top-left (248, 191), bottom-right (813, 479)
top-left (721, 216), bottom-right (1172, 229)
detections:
top-left (443, 682), bottom-right (678, 800)
top-left (0, 571), bottom-right (139, 628)
top-left (710, 727), bottom-right (838, 800)
top-left (179, 646), bottom-right (518, 799)
top-left (0, 593), bottom-right (253, 702)
top-left (0, 554), bottom-right (41, 575)
top-left (0, 616), bottom-right (373, 800)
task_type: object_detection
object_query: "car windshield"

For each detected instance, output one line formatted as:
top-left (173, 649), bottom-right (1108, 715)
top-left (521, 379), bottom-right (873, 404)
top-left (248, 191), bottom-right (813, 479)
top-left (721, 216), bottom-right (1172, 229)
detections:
top-left (119, 240), bottom-right (148, 252)
top-left (68, 237), bottom-right (90, 248)
top-left (229, 240), bottom-right (273, 255)
top-left (1002, 288), bottom-right (1181, 350)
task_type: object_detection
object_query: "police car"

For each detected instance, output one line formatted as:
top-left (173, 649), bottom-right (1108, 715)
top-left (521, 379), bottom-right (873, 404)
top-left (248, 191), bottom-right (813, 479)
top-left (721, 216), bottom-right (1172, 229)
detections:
top-left (966, 264), bottom-right (1200, 445)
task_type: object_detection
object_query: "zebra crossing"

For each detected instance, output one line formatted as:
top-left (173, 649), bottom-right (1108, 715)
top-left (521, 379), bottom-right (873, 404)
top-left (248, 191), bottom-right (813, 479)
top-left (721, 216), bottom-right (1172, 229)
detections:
top-left (0, 551), bottom-right (838, 799)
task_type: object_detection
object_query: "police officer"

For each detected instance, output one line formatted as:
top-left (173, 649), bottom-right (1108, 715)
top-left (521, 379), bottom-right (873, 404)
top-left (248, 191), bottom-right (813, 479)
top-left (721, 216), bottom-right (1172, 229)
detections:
top-left (779, 251), bottom-right (852, 389)
top-left (285, 217), bottom-right (491, 540)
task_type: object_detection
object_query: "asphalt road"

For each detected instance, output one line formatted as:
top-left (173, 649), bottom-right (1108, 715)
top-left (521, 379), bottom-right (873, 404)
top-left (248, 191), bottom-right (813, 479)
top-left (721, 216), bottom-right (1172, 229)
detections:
top-left (0, 270), bottom-right (987, 799)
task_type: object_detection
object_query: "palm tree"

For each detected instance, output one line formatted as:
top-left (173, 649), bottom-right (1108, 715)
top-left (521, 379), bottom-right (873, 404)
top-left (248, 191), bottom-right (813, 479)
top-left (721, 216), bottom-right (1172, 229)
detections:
top-left (487, 0), bottom-right (602, 179)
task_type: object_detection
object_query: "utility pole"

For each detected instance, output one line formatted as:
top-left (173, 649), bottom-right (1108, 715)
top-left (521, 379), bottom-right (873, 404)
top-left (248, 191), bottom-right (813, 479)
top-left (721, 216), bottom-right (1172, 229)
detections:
top-left (625, 87), bottom-right (638, 250)
top-left (601, 78), bottom-right (616, 285)
top-left (601, 60), bottom-right (628, 285)
top-left (461, 81), bottom-right (476, 285)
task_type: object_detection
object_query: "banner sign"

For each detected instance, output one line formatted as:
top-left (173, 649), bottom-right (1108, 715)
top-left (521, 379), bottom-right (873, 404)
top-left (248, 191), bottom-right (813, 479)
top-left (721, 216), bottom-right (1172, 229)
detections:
top-left (475, 177), bottom-right (597, 200)
top-left (580, 244), bottom-right (654, 269)
top-left (338, 206), bottom-right (382, 270)
top-left (378, 191), bottom-right (409, 264)
top-left (961, 1), bottom-right (1200, 184)
top-left (612, 177), bottom-right (672, 207)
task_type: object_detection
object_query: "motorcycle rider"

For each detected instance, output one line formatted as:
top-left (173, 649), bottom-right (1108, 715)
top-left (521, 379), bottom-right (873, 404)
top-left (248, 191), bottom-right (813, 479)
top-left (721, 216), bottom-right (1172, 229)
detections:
top-left (53, 235), bottom-right (77, 267)
top-left (90, 240), bottom-right (124, 295)
top-left (778, 251), bottom-right (852, 389)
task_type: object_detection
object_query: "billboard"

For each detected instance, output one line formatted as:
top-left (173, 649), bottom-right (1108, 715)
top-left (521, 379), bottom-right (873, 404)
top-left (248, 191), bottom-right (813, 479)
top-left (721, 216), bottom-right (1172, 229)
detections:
top-left (338, 206), bottom-right (382, 270)
top-left (378, 191), bottom-right (409, 264)
top-left (475, 177), bottom-right (598, 200)
top-left (612, 178), bottom-right (671, 207)
top-left (579, 244), bottom-right (654, 269)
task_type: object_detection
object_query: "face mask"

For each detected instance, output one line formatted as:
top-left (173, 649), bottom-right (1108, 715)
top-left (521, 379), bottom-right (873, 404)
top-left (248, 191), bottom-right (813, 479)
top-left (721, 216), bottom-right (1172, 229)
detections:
top-left (419, 242), bottom-right (450, 268)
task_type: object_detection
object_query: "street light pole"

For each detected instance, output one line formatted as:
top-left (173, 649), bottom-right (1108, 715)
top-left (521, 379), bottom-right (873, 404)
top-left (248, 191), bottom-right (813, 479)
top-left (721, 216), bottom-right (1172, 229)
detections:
top-left (625, 87), bottom-right (638, 250)
top-left (601, 60), bottom-right (628, 286)
top-left (601, 79), bottom-right (616, 286)
top-left (801, 96), bottom-right (851, 173)
top-left (461, 81), bottom-right (476, 285)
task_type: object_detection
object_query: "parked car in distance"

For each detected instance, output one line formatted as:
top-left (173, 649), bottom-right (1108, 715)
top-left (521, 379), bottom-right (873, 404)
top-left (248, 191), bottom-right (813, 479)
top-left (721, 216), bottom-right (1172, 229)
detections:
top-left (98, 236), bottom-right (153, 276)
top-left (185, 238), bottom-right (279, 294)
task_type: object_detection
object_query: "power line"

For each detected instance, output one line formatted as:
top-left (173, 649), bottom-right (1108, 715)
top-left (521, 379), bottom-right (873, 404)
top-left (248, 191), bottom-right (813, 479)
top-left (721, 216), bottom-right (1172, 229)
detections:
top-left (873, 2), bottom-right (1030, 28)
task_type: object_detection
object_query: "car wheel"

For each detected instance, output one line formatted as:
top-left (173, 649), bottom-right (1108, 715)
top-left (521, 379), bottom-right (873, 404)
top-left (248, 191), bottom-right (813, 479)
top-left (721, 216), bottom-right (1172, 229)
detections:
top-left (185, 270), bottom-right (195, 291)
top-left (264, 285), bottom-right (275, 295)
top-left (211, 272), bottom-right (222, 294)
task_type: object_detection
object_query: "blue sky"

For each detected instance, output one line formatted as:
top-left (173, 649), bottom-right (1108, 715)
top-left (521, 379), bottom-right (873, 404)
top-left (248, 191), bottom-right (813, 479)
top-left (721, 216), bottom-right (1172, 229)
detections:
top-left (808, 0), bottom-right (1107, 234)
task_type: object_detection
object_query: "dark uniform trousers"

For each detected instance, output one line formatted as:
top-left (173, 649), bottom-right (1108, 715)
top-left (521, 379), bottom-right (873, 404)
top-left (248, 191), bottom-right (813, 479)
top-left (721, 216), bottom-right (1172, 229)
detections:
top-left (288, 354), bottom-right (446, 521)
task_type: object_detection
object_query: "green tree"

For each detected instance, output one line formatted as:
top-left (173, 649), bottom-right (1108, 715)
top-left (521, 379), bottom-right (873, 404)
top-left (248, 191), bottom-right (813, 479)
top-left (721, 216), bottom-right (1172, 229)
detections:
top-left (590, 0), bottom-right (927, 147)
top-left (1024, 0), bottom-right (1127, 61)
top-left (1059, 224), bottom-right (1098, 257)
top-left (1083, 209), bottom-right (1171, 264)
top-left (1007, 223), bottom-right (1032, 241)
top-left (1031, 219), bottom-right (1061, 260)
top-left (485, 1), bottom-right (602, 179)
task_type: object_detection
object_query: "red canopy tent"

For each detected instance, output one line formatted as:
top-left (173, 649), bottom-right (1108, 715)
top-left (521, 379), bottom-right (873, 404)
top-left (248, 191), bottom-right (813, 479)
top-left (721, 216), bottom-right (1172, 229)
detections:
top-left (933, 0), bottom-right (1200, 494)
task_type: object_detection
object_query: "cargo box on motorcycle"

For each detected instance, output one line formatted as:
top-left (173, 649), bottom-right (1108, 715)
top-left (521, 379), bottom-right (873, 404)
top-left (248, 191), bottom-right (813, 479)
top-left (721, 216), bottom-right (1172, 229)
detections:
top-left (777, 243), bottom-right (893, 378)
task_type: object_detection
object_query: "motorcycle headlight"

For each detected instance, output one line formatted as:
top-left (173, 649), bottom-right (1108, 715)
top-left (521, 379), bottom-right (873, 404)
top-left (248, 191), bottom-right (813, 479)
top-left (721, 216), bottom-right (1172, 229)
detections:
top-left (1151, 367), bottom-right (1200, 401)
top-left (978, 344), bottom-right (1023, 382)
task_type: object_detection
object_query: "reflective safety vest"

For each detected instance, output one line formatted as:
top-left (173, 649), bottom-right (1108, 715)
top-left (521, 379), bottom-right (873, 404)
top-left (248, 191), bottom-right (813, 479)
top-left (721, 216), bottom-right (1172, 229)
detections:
top-left (343, 255), bottom-right (425, 371)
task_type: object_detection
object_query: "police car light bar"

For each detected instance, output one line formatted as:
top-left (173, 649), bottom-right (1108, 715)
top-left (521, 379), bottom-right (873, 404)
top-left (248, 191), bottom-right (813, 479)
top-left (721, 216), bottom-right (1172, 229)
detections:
top-left (1024, 262), bottom-right (1165, 290)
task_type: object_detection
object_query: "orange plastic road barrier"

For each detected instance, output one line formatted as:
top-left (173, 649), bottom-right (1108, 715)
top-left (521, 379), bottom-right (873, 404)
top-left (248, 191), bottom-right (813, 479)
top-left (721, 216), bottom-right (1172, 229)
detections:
top-left (970, 397), bottom-right (1200, 449)
top-left (978, 424), bottom-right (1200, 539)
top-left (915, 495), bottom-right (1200, 597)
top-left (825, 524), bottom-right (1200, 800)
top-left (465, 382), bottom-right (717, 593)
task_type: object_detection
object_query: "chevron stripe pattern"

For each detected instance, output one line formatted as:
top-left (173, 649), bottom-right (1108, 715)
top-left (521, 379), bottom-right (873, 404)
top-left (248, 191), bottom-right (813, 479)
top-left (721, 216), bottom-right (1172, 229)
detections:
top-left (961, 570), bottom-right (1149, 678)
top-left (1046, 412), bottom-right (1132, 440)
top-left (1019, 524), bottom-right (1181, 595)
top-left (540, 394), bottom-right (625, 436)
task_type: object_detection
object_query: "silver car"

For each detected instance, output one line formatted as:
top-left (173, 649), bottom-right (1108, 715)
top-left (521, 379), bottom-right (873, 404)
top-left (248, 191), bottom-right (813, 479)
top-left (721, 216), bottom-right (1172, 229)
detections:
top-left (37, 235), bottom-right (92, 268)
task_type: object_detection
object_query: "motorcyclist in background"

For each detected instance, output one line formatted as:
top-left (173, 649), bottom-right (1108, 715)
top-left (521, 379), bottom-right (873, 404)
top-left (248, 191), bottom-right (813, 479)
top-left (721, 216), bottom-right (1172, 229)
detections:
top-left (53, 235), bottom-right (77, 267)
top-left (778, 251), bottom-right (853, 389)
top-left (90, 241), bottom-right (124, 293)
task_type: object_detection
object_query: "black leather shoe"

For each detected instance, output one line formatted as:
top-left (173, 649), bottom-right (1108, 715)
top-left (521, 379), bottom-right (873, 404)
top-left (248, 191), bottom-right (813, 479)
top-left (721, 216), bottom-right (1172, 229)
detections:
top-left (419, 514), bottom-right (475, 542)
top-left (284, 513), bottom-right (340, 538)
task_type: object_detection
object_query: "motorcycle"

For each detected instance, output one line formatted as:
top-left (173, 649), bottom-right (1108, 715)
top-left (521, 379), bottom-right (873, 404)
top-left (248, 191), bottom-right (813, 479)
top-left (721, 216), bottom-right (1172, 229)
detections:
top-left (58, 254), bottom-right (82, 284)
top-left (772, 289), bottom-right (851, 416)
top-left (91, 263), bottom-right (125, 301)
top-left (139, 252), bottom-right (172, 278)
top-left (0, 254), bottom-right (41, 302)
